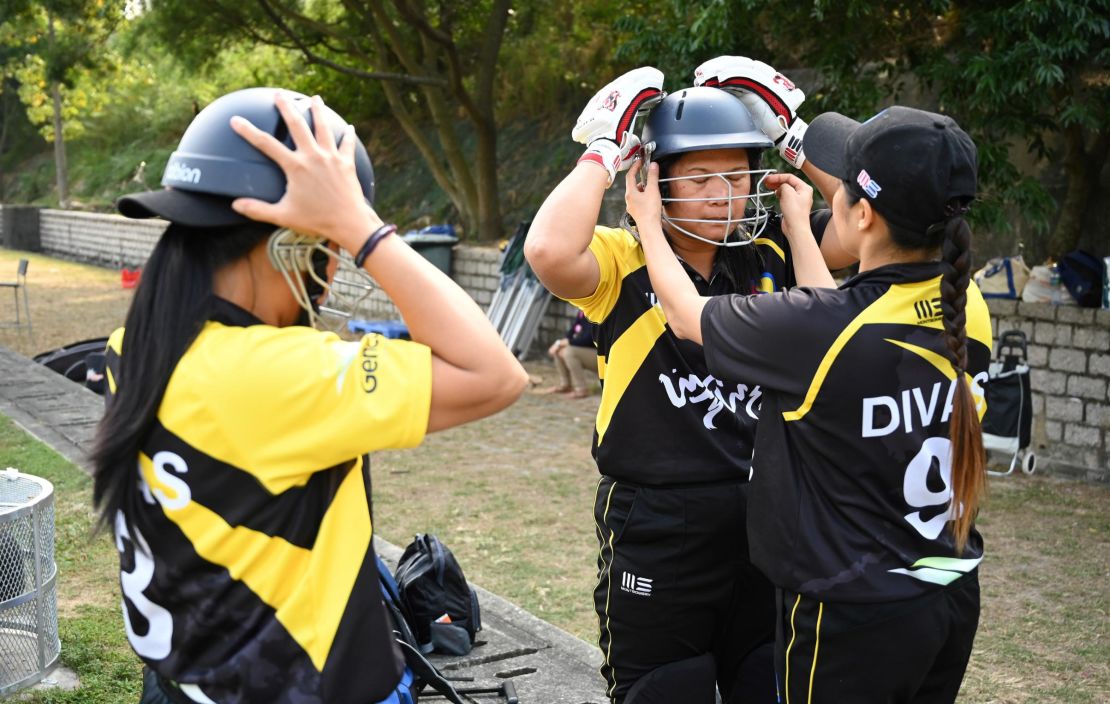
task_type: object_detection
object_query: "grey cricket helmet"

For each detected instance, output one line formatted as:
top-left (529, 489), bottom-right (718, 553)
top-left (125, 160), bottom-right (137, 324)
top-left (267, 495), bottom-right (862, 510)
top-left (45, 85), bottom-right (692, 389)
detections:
top-left (118, 87), bottom-right (375, 227)
top-left (641, 86), bottom-right (773, 162)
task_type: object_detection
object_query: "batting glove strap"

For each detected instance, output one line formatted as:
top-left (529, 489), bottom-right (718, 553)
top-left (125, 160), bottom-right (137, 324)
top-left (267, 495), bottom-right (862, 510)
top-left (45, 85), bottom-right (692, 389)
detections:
top-left (778, 118), bottom-right (808, 169)
top-left (579, 135), bottom-right (642, 188)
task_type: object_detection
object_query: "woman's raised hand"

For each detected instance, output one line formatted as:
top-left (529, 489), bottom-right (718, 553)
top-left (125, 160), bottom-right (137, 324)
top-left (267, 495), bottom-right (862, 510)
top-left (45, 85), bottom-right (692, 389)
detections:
top-left (765, 172), bottom-right (814, 241)
top-left (229, 91), bottom-right (380, 255)
top-left (625, 160), bottom-right (663, 237)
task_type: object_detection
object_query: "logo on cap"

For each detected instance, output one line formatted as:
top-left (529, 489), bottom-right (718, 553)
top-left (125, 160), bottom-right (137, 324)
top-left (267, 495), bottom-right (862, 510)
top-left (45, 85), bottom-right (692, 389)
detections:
top-left (857, 169), bottom-right (881, 199)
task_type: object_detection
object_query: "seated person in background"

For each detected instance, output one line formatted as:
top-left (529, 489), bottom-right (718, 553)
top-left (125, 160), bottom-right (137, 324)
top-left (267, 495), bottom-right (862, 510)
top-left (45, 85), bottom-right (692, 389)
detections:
top-left (547, 309), bottom-right (597, 398)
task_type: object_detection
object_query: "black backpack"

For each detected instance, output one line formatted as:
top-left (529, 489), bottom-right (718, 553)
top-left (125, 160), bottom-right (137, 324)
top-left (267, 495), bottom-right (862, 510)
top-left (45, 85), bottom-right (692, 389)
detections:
top-left (396, 534), bottom-right (482, 656)
top-left (1058, 250), bottom-right (1106, 308)
top-left (376, 553), bottom-right (517, 704)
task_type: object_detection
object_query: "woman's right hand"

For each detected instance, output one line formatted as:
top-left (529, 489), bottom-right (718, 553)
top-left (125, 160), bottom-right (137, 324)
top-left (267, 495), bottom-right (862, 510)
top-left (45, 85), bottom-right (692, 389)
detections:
top-left (624, 160), bottom-right (663, 236)
top-left (229, 91), bottom-right (380, 256)
top-left (765, 172), bottom-right (814, 243)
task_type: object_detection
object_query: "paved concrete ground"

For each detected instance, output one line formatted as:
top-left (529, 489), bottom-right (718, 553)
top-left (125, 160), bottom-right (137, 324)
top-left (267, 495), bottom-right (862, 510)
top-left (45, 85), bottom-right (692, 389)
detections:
top-left (0, 345), bottom-right (608, 703)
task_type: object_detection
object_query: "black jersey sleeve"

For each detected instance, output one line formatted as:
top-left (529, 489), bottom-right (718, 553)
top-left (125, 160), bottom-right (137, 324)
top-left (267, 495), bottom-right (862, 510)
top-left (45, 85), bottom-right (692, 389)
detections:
top-left (700, 288), bottom-right (824, 396)
top-left (810, 208), bottom-right (831, 246)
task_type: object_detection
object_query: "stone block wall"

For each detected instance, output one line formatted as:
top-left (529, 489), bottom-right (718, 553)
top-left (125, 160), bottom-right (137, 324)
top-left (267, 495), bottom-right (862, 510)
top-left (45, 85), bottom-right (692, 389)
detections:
top-left (39, 210), bottom-right (165, 267)
top-left (2, 207), bottom-right (577, 356)
top-left (987, 299), bottom-right (1110, 481)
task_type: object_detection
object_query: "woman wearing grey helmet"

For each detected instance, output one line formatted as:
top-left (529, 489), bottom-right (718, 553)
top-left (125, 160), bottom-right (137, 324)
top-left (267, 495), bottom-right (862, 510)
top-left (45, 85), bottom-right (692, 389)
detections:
top-left (92, 89), bottom-right (527, 703)
top-left (525, 63), bottom-right (852, 704)
top-left (632, 105), bottom-right (989, 703)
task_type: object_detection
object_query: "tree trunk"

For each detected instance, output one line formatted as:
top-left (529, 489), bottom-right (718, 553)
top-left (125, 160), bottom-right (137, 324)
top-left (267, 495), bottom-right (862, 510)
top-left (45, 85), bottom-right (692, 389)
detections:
top-left (47, 13), bottom-right (69, 208)
top-left (50, 83), bottom-right (68, 208)
top-left (1049, 125), bottom-right (1108, 258)
top-left (474, 116), bottom-right (501, 241)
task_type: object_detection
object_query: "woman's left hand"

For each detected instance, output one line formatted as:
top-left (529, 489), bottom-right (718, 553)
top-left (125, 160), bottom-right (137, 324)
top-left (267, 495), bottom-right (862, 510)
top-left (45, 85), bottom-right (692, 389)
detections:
top-left (624, 160), bottom-right (663, 237)
top-left (765, 172), bottom-right (814, 241)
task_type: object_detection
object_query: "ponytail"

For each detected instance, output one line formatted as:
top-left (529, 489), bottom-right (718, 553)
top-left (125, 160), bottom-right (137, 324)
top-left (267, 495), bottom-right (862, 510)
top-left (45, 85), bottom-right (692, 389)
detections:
top-left (91, 222), bottom-right (274, 535)
top-left (937, 215), bottom-right (985, 554)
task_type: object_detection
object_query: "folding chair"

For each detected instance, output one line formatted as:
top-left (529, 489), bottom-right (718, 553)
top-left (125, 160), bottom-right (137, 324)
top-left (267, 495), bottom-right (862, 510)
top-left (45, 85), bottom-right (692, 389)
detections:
top-left (0, 258), bottom-right (33, 341)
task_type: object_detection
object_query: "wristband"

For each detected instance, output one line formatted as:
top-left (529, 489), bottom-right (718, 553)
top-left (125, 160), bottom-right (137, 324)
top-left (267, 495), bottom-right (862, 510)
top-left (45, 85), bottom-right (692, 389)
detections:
top-left (353, 223), bottom-right (397, 268)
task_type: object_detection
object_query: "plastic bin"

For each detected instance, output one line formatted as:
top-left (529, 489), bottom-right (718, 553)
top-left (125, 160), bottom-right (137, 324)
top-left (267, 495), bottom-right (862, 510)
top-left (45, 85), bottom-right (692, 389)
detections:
top-left (403, 228), bottom-right (459, 275)
top-left (0, 468), bottom-right (60, 696)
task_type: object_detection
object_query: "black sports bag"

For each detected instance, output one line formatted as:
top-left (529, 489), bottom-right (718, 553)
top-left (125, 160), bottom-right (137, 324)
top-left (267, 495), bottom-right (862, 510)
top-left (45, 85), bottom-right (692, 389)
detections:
top-left (395, 534), bottom-right (481, 655)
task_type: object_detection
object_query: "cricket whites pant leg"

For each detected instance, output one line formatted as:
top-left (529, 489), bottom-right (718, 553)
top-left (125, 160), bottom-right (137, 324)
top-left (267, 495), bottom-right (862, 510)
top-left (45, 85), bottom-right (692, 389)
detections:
top-left (594, 477), bottom-right (775, 703)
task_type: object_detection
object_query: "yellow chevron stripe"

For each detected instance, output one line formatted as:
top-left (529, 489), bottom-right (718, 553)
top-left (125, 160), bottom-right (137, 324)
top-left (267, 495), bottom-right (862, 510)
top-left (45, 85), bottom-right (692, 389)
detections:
top-left (138, 452), bottom-right (370, 671)
top-left (595, 306), bottom-right (668, 445)
top-left (754, 236), bottom-right (786, 263)
top-left (783, 277), bottom-right (944, 422)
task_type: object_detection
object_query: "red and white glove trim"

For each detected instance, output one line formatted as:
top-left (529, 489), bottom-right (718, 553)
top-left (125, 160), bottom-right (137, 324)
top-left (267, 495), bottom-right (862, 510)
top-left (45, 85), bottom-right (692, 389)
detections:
top-left (779, 118), bottom-right (807, 169)
top-left (578, 135), bottom-right (642, 187)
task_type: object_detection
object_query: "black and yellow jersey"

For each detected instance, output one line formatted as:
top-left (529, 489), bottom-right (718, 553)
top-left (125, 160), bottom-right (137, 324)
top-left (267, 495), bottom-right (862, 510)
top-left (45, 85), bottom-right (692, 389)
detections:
top-left (567, 214), bottom-right (827, 485)
top-left (701, 262), bottom-right (991, 602)
top-left (104, 298), bottom-right (432, 703)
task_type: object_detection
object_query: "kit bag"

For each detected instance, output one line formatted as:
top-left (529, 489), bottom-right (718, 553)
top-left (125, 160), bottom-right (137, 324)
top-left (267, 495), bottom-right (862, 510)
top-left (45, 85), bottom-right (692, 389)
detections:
top-left (1058, 250), bottom-right (1106, 308)
top-left (973, 255), bottom-right (1030, 299)
top-left (396, 534), bottom-right (482, 656)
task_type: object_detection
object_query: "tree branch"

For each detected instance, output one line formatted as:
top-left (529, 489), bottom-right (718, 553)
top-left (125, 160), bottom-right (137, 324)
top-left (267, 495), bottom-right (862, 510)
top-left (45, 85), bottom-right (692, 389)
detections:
top-left (253, 0), bottom-right (446, 86)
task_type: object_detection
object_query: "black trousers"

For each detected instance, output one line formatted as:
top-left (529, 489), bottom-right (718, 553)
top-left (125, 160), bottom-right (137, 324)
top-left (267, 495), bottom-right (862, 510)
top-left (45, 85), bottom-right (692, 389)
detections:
top-left (593, 476), bottom-right (776, 703)
top-left (777, 572), bottom-right (980, 704)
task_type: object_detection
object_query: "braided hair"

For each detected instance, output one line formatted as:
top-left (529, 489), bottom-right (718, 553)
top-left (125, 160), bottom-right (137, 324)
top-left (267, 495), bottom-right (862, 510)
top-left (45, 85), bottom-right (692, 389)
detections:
top-left (847, 187), bottom-right (985, 553)
top-left (936, 210), bottom-right (984, 553)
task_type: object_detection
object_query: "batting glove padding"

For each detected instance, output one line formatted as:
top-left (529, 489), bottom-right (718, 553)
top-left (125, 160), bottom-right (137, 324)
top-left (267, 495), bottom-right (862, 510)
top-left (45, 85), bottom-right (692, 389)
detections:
top-left (573, 67), bottom-right (665, 186)
top-left (694, 56), bottom-right (808, 168)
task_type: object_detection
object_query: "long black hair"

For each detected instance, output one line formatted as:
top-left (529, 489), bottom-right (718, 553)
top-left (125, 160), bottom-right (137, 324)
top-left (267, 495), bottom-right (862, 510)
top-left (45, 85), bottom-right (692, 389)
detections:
top-left (845, 185), bottom-right (984, 553)
top-left (91, 221), bottom-right (276, 534)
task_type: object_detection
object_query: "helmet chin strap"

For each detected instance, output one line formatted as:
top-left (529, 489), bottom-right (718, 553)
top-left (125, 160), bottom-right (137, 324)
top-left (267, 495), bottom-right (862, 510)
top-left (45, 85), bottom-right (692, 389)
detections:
top-left (661, 212), bottom-right (757, 248)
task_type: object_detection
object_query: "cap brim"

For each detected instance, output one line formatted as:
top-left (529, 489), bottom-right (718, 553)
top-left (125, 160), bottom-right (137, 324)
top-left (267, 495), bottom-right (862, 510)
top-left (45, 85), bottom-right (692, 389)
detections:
top-left (804, 112), bottom-right (862, 181)
top-left (116, 188), bottom-right (253, 227)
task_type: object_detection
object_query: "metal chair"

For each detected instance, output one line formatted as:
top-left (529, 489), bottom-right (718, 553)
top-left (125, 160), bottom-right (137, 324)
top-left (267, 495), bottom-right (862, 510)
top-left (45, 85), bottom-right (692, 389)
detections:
top-left (0, 259), bottom-right (32, 340)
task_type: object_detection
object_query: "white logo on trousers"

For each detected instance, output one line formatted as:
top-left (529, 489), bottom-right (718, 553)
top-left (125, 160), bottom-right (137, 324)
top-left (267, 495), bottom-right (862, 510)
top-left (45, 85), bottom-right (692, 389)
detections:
top-left (621, 571), bottom-right (653, 596)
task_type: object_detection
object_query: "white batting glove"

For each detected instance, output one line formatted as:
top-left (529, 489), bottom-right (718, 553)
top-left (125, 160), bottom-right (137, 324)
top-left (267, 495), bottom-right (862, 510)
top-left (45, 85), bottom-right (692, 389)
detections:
top-left (573, 67), bottom-right (665, 186)
top-left (694, 56), bottom-right (808, 169)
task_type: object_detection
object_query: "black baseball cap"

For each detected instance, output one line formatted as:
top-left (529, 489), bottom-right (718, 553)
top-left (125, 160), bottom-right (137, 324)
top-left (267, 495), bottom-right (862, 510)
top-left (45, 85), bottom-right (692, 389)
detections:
top-left (118, 87), bottom-right (374, 228)
top-left (804, 106), bottom-right (978, 232)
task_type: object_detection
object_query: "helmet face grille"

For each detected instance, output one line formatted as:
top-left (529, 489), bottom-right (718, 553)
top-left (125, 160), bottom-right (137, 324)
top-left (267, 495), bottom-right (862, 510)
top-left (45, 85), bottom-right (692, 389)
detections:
top-left (267, 229), bottom-right (377, 332)
top-left (659, 169), bottom-right (775, 247)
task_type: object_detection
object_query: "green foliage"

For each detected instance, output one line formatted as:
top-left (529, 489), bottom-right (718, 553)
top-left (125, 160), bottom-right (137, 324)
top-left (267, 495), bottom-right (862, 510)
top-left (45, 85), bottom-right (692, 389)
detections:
top-left (2, 0), bottom-right (1106, 249)
top-left (610, 0), bottom-right (1108, 254)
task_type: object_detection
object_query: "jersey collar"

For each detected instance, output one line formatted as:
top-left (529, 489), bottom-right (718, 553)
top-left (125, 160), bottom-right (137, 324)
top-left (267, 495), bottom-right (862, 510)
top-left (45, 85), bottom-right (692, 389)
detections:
top-left (210, 296), bottom-right (265, 327)
top-left (840, 261), bottom-right (948, 290)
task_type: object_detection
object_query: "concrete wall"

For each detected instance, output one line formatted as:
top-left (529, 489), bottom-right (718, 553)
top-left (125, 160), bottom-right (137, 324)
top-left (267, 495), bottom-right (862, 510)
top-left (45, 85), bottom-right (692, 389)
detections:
top-left (3, 206), bottom-right (1105, 480)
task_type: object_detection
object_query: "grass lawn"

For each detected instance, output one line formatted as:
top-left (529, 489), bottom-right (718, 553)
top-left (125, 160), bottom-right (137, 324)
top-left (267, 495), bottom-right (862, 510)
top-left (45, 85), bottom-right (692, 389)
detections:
top-left (0, 247), bottom-right (1106, 702)
top-left (1, 415), bottom-right (142, 702)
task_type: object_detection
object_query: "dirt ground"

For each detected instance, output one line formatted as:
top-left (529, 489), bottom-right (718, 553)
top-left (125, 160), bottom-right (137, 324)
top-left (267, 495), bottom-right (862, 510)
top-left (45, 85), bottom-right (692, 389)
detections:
top-left (2, 247), bottom-right (1107, 702)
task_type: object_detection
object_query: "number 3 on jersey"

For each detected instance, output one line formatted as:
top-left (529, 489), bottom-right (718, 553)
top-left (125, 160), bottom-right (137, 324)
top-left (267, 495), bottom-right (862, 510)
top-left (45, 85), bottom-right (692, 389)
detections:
top-left (902, 436), bottom-right (962, 540)
top-left (116, 451), bottom-right (192, 660)
top-left (115, 510), bottom-right (173, 659)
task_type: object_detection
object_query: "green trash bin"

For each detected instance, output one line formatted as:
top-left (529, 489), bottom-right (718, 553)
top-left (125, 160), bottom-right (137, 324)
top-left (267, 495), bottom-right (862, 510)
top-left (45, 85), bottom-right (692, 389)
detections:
top-left (402, 232), bottom-right (459, 275)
